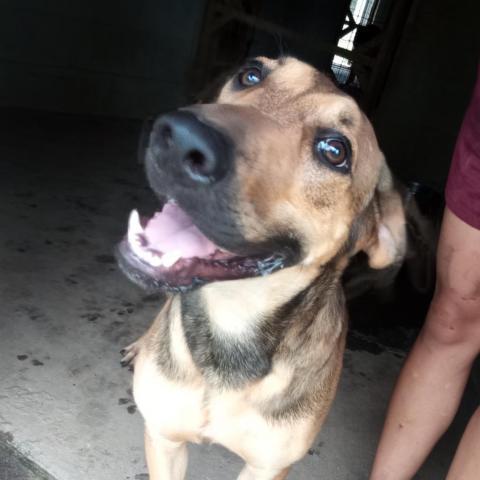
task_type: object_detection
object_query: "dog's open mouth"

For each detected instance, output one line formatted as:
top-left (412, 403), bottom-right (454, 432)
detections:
top-left (116, 200), bottom-right (287, 291)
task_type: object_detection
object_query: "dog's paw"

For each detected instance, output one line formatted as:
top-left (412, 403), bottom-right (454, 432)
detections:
top-left (120, 339), bottom-right (141, 369)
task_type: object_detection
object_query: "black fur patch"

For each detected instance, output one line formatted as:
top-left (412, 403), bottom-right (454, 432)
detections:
top-left (180, 264), bottom-right (339, 391)
top-left (181, 290), bottom-right (273, 388)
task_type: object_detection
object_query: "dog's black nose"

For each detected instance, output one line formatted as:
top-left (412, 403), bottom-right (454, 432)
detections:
top-left (151, 111), bottom-right (232, 184)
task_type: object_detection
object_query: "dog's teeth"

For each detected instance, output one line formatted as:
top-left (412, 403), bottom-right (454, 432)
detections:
top-left (160, 251), bottom-right (182, 268)
top-left (132, 246), bottom-right (160, 267)
top-left (128, 210), bottom-right (144, 245)
top-left (128, 209), bottom-right (142, 231)
top-left (127, 210), bottom-right (182, 268)
top-left (146, 250), bottom-right (164, 267)
top-left (131, 242), bottom-right (147, 261)
top-left (128, 210), bottom-right (148, 261)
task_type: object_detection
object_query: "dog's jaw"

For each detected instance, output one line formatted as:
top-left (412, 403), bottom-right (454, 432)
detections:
top-left (116, 200), bottom-right (291, 291)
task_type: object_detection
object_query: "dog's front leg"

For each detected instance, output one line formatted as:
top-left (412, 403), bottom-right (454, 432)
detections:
top-left (237, 465), bottom-right (290, 480)
top-left (145, 429), bottom-right (188, 480)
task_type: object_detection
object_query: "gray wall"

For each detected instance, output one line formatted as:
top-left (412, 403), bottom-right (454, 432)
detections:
top-left (373, 0), bottom-right (480, 190)
top-left (0, 0), bottom-right (206, 118)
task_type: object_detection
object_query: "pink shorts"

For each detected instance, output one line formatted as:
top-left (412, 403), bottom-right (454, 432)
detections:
top-left (445, 65), bottom-right (480, 230)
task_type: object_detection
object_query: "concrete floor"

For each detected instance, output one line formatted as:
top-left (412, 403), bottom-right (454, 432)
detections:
top-left (0, 109), bottom-right (474, 479)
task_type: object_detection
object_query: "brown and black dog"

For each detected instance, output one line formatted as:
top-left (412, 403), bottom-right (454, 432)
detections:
top-left (117, 56), bottom-right (407, 479)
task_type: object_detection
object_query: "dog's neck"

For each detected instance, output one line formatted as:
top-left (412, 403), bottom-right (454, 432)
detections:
top-left (179, 262), bottom-right (343, 387)
top-left (203, 266), bottom-right (316, 331)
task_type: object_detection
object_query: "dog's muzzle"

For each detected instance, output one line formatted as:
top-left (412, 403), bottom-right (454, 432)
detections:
top-left (117, 106), bottom-right (298, 291)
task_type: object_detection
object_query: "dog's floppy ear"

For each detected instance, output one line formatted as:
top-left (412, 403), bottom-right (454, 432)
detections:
top-left (363, 165), bottom-right (407, 270)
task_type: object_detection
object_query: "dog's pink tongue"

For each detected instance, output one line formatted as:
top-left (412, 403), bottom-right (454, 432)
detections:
top-left (143, 202), bottom-right (218, 258)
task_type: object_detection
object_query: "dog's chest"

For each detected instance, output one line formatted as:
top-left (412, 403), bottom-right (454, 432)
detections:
top-left (132, 288), bottom-right (309, 445)
top-left (133, 346), bottom-right (293, 446)
top-left (133, 352), bottom-right (242, 444)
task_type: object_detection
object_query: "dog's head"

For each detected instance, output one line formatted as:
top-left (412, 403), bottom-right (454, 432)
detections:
top-left (117, 57), bottom-right (407, 291)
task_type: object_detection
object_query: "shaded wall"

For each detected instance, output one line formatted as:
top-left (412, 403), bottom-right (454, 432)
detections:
top-left (248, 0), bottom-right (350, 71)
top-left (373, 0), bottom-right (480, 190)
top-left (0, 0), bottom-right (206, 118)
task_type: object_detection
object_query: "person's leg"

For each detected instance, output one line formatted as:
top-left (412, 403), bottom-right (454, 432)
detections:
top-left (446, 407), bottom-right (480, 480)
top-left (370, 208), bottom-right (480, 480)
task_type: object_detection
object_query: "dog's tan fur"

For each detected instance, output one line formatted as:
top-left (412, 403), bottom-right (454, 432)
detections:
top-left (124, 57), bottom-right (407, 479)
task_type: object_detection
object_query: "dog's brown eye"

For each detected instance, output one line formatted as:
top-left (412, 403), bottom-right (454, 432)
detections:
top-left (318, 139), bottom-right (346, 165)
top-left (314, 135), bottom-right (351, 173)
top-left (238, 68), bottom-right (262, 87)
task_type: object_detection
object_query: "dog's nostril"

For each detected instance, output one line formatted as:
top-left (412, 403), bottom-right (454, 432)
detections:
top-left (186, 149), bottom-right (205, 168)
top-left (183, 149), bottom-right (213, 182)
top-left (159, 124), bottom-right (173, 149)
